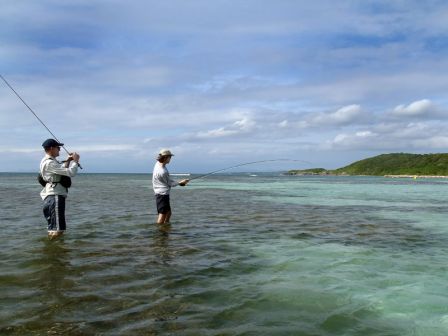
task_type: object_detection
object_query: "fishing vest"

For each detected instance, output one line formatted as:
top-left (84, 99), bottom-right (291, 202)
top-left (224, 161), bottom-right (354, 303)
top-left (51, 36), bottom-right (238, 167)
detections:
top-left (38, 158), bottom-right (72, 189)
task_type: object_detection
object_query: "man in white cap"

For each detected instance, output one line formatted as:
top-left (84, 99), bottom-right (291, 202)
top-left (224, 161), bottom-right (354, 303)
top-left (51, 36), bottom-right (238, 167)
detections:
top-left (152, 149), bottom-right (189, 224)
top-left (40, 138), bottom-right (80, 239)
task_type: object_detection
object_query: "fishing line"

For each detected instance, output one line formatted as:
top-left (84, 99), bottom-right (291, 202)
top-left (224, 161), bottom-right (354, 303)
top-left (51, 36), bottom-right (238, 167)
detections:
top-left (0, 74), bottom-right (82, 169)
top-left (189, 159), bottom-right (312, 181)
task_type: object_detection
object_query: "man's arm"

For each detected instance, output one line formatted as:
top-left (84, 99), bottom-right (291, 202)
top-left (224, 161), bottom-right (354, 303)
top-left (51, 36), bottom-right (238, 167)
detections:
top-left (46, 157), bottom-right (79, 177)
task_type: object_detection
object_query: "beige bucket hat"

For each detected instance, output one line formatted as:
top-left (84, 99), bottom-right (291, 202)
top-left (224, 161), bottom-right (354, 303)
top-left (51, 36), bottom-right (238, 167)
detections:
top-left (158, 149), bottom-right (174, 157)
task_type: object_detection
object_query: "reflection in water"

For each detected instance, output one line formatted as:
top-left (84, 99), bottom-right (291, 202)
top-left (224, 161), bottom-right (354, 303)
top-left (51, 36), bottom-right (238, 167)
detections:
top-left (37, 240), bottom-right (71, 326)
top-left (152, 223), bottom-right (173, 264)
top-left (41, 239), bottom-right (69, 286)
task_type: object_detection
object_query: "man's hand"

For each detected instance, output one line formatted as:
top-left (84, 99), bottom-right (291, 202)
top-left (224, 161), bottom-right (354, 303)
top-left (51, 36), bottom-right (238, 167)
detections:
top-left (70, 152), bottom-right (80, 163)
top-left (179, 179), bottom-right (189, 186)
top-left (66, 152), bottom-right (80, 164)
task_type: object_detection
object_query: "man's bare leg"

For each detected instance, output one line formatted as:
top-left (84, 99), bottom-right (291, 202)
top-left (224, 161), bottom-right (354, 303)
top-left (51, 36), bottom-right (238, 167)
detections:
top-left (157, 211), bottom-right (171, 224)
top-left (164, 211), bottom-right (171, 223)
top-left (157, 213), bottom-right (166, 224)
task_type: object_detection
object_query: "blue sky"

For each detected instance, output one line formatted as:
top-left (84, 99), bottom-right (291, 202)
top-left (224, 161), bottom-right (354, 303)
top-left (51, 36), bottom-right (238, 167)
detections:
top-left (1, 0), bottom-right (448, 173)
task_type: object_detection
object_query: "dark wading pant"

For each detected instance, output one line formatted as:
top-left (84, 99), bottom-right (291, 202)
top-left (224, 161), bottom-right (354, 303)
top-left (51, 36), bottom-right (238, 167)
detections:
top-left (43, 195), bottom-right (66, 231)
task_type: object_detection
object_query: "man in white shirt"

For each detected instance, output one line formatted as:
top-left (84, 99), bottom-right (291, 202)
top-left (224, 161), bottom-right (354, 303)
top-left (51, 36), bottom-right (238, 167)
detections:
top-left (40, 139), bottom-right (80, 239)
top-left (152, 149), bottom-right (189, 224)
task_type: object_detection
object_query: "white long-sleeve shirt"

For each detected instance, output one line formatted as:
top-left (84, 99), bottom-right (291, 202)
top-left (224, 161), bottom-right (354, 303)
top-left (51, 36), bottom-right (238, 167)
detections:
top-left (40, 154), bottom-right (78, 200)
top-left (152, 162), bottom-right (178, 195)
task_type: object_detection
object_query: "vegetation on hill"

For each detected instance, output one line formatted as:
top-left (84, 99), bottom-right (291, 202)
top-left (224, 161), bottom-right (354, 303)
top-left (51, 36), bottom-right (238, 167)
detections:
top-left (287, 168), bottom-right (327, 175)
top-left (288, 153), bottom-right (448, 176)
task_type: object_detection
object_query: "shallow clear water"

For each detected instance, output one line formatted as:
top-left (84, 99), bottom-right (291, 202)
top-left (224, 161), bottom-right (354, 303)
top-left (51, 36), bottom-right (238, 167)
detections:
top-left (1, 173), bottom-right (448, 335)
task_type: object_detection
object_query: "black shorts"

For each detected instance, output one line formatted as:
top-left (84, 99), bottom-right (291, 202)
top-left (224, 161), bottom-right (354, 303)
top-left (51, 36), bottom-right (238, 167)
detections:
top-left (155, 194), bottom-right (171, 214)
top-left (43, 195), bottom-right (66, 232)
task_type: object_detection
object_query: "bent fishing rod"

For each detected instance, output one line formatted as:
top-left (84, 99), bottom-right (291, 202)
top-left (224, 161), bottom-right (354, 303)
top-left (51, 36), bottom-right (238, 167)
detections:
top-left (0, 74), bottom-right (82, 169)
top-left (188, 159), bottom-right (312, 181)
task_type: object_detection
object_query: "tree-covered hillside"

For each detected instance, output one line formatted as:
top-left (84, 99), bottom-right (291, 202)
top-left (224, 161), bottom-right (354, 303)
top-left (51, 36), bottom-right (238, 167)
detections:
top-left (289, 153), bottom-right (448, 176)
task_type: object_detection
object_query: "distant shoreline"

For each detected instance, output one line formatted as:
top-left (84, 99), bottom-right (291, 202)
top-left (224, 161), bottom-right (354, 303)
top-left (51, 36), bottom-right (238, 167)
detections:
top-left (384, 174), bottom-right (448, 179)
top-left (287, 172), bottom-right (448, 178)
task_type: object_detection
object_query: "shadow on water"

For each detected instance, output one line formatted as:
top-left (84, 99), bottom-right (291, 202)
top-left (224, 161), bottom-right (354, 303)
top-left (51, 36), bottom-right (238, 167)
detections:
top-left (196, 186), bottom-right (448, 253)
top-left (280, 204), bottom-right (446, 251)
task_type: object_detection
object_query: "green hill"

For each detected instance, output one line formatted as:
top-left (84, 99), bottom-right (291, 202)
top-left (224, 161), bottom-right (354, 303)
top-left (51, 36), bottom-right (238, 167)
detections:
top-left (287, 168), bottom-right (327, 175)
top-left (289, 153), bottom-right (448, 176)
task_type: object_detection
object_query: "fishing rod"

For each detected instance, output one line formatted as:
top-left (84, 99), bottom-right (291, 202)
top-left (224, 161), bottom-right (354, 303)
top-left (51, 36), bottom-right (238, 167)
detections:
top-left (188, 159), bottom-right (312, 181)
top-left (0, 74), bottom-right (82, 169)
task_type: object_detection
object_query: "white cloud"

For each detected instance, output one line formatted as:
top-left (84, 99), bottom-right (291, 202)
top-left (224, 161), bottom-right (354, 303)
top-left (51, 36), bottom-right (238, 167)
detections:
top-left (413, 136), bottom-right (448, 148)
top-left (322, 104), bottom-right (365, 125)
top-left (0, 144), bottom-right (135, 154)
top-left (278, 120), bottom-right (288, 128)
top-left (296, 104), bottom-right (367, 129)
top-left (392, 99), bottom-right (435, 117)
top-left (328, 120), bottom-right (448, 151)
top-left (196, 127), bottom-right (238, 139)
top-left (355, 131), bottom-right (375, 138)
top-left (75, 144), bottom-right (136, 152)
top-left (333, 133), bottom-right (349, 144)
top-left (195, 117), bottom-right (256, 139)
top-left (233, 117), bottom-right (256, 131)
top-left (328, 130), bottom-right (394, 150)
top-left (332, 130), bottom-right (376, 147)
top-left (388, 122), bottom-right (431, 139)
top-left (0, 147), bottom-right (40, 154)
